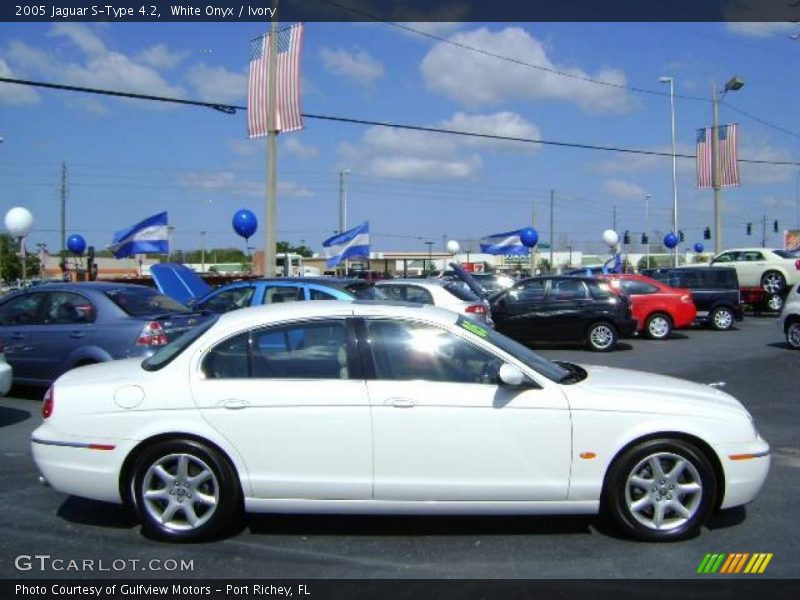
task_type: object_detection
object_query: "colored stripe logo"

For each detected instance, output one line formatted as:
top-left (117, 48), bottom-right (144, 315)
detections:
top-left (697, 553), bottom-right (773, 574)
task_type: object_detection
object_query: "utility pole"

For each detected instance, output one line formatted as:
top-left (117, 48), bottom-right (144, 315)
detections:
top-left (264, 7), bottom-right (279, 277)
top-left (339, 169), bottom-right (350, 275)
top-left (761, 214), bottom-right (767, 248)
top-left (60, 162), bottom-right (66, 256)
top-left (549, 190), bottom-right (554, 274)
top-left (613, 205), bottom-right (617, 231)
top-left (645, 194), bottom-right (651, 270)
top-left (530, 201), bottom-right (537, 277)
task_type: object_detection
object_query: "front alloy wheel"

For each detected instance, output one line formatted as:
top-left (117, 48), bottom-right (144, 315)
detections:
top-left (130, 440), bottom-right (240, 542)
top-left (605, 439), bottom-right (716, 541)
top-left (710, 307), bottom-right (734, 331)
top-left (587, 322), bottom-right (618, 352)
top-left (787, 321), bottom-right (800, 350)
top-left (766, 294), bottom-right (784, 312)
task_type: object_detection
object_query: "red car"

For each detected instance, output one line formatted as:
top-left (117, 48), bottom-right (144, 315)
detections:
top-left (605, 273), bottom-right (697, 340)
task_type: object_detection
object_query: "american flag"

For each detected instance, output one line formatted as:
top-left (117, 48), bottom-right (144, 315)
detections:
top-left (248, 23), bottom-right (304, 138)
top-left (696, 123), bottom-right (739, 189)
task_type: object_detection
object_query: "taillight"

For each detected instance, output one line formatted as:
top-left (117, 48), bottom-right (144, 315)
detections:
top-left (795, 259), bottom-right (800, 271)
top-left (42, 385), bottom-right (54, 419)
top-left (465, 304), bottom-right (487, 315)
top-left (136, 321), bottom-right (168, 347)
top-left (680, 294), bottom-right (693, 304)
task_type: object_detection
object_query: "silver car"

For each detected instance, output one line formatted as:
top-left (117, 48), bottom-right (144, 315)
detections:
top-left (376, 279), bottom-right (493, 326)
top-left (778, 284), bottom-right (800, 349)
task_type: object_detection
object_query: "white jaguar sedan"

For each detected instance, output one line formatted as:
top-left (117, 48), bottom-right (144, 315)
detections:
top-left (31, 301), bottom-right (770, 542)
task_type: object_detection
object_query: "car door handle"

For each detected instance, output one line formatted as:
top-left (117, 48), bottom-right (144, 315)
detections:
top-left (70, 332), bottom-right (86, 339)
top-left (387, 398), bottom-right (417, 408)
top-left (220, 398), bottom-right (250, 410)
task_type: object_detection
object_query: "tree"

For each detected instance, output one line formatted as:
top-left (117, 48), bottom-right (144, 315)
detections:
top-left (276, 241), bottom-right (313, 257)
top-left (0, 234), bottom-right (41, 283)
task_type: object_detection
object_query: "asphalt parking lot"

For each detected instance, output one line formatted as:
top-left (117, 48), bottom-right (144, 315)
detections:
top-left (0, 314), bottom-right (797, 580)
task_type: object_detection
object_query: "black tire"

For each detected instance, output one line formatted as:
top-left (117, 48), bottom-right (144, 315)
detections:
top-left (603, 438), bottom-right (717, 542)
top-left (644, 313), bottom-right (672, 341)
top-left (760, 271), bottom-right (786, 295)
top-left (586, 322), bottom-right (618, 352)
top-left (786, 319), bottom-right (800, 350)
top-left (129, 439), bottom-right (241, 542)
top-left (709, 307), bottom-right (735, 331)
top-left (766, 294), bottom-right (784, 313)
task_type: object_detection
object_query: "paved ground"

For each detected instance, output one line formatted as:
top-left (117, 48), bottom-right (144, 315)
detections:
top-left (0, 315), bottom-right (797, 579)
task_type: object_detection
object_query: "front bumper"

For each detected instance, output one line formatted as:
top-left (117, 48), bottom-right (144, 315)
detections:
top-left (717, 438), bottom-right (771, 510)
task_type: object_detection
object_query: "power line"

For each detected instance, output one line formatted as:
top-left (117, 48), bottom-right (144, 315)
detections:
top-left (1, 76), bottom-right (799, 166)
top-left (721, 99), bottom-right (800, 141)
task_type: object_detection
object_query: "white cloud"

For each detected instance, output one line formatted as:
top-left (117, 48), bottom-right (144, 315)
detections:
top-left (283, 137), bottom-right (319, 159)
top-left (592, 143), bottom-right (696, 176)
top-left (421, 27), bottom-right (634, 113)
top-left (602, 179), bottom-right (648, 200)
top-left (138, 44), bottom-right (188, 69)
top-left (726, 22), bottom-right (798, 38)
top-left (440, 111), bottom-right (541, 152)
top-left (338, 110), bottom-right (541, 180)
top-left (0, 58), bottom-right (39, 105)
top-left (320, 48), bottom-right (384, 85)
top-left (184, 63), bottom-right (247, 103)
top-left (178, 171), bottom-right (313, 199)
top-left (738, 141), bottom-right (796, 185)
top-left (62, 52), bottom-right (184, 98)
top-left (48, 23), bottom-right (106, 56)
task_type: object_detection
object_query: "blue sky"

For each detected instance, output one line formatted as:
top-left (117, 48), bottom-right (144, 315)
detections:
top-left (1, 21), bottom-right (799, 257)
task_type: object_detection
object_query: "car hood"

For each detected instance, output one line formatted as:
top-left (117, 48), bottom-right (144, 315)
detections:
top-left (564, 364), bottom-right (748, 419)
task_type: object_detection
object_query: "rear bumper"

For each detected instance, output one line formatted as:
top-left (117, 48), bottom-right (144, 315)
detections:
top-left (617, 317), bottom-right (639, 337)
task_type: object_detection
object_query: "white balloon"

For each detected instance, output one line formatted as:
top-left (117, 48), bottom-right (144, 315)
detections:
top-left (446, 240), bottom-right (460, 253)
top-left (4, 207), bottom-right (34, 237)
top-left (602, 229), bottom-right (619, 246)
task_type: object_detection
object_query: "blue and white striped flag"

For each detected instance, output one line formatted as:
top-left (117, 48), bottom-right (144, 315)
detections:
top-left (479, 229), bottom-right (530, 256)
top-left (322, 221), bottom-right (370, 268)
top-left (110, 212), bottom-right (169, 259)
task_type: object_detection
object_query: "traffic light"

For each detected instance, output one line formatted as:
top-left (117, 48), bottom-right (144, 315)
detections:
top-left (678, 230), bottom-right (685, 242)
top-left (746, 223), bottom-right (752, 235)
top-left (703, 227), bottom-right (711, 240)
top-left (774, 220), bottom-right (779, 233)
top-left (623, 230), bottom-right (630, 245)
top-left (641, 233), bottom-right (648, 245)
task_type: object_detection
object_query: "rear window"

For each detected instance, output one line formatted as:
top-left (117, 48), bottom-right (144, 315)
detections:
top-left (106, 288), bottom-right (190, 316)
top-left (443, 281), bottom-right (479, 301)
top-left (141, 316), bottom-right (219, 371)
top-left (345, 283), bottom-right (388, 300)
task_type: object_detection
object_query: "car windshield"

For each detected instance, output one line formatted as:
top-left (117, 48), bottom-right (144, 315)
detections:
top-left (106, 288), bottom-right (191, 316)
top-left (773, 249), bottom-right (800, 259)
top-left (346, 283), bottom-right (388, 300)
top-left (141, 316), bottom-right (219, 371)
top-left (455, 316), bottom-right (570, 383)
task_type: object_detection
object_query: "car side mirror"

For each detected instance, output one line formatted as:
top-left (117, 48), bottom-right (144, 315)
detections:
top-left (499, 363), bottom-right (525, 387)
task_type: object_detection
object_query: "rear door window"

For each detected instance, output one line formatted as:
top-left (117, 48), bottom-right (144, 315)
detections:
top-left (263, 286), bottom-right (305, 303)
top-left (43, 292), bottom-right (96, 324)
top-left (197, 287), bottom-right (255, 313)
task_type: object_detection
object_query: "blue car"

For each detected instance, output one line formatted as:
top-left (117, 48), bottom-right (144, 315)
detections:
top-left (0, 282), bottom-right (213, 386)
top-left (151, 263), bottom-right (386, 314)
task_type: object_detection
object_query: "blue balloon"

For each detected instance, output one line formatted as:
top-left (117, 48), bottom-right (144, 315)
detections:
top-left (663, 232), bottom-right (679, 249)
top-left (694, 243), bottom-right (704, 253)
top-left (232, 209), bottom-right (258, 239)
top-left (67, 234), bottom-right (86, 255)
top-left (519, 227), bottom-right (539, 248)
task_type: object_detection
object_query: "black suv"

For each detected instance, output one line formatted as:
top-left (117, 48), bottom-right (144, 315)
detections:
top-left (642, 267), bottom-right (744, 330)
top-left (489, 276), bottom-right (638, 351)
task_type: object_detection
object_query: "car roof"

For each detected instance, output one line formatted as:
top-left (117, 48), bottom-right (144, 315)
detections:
top-left (212, 300), bottom-right (459, 332)
top-left (9, 281), bottom-right (149, 292)
top-left (717, 248), bottom-right (783, 253)
top-left (377, 279), bottom-right (451, 286)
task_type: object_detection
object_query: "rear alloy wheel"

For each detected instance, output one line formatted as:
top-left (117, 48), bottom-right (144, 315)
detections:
top-left (709, 307), bottom-right (734, 331)
top-left (787, 321), bottom-right (800, 350)
top-left (644, 313), bottom-right (672, 340)
top-left (766, 294), bottom-right (784, 312)
top-left (604, 438), bottom-right (717, 541)
top-left (587, 322), bottom-right (618, 352)
top-left (760, 271), bottom-right (786, 295)
top-left (130, 440), bottom-right (240, 542)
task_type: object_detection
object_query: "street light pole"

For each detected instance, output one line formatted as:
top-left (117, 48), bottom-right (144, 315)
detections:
top-left (711, 76), bottom-right (745, 253)
top-left (339, 169), bottom-right (350, 275)
top-left (200, 231), bottom-right (206, 273)
top-left (645, 193), bottom-right (650, 269)
top-left (660, 76), bottom-right (679, 267)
